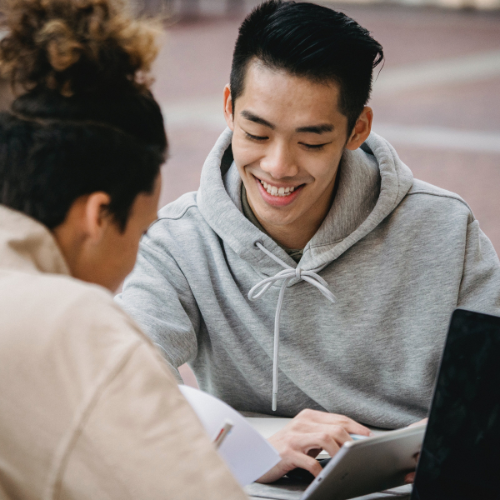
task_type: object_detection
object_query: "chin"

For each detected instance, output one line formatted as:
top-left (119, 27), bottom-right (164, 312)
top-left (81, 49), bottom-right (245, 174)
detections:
top-left (259, 211), bottom-right (297, 228)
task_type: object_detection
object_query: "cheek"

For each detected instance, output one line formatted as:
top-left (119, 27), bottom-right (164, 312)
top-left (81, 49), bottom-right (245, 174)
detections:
top-left (233, 133), bottom-right (263, 170)
top-left (306, 151), bottom-right (342, 184)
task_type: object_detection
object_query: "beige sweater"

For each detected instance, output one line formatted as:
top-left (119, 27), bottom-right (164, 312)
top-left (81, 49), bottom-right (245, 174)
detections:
top-left (0, 206), bottom-right (247, 500)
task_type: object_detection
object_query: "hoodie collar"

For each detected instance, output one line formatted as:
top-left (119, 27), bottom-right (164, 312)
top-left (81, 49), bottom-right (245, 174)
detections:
top-left (198, 129), bottom-right (294, 278)
top-left (197, 128), bottom-right (414, 277)
top-left (0, 205), bottom-right (70, 276)
top-left (198, 129), bottom-right (414, 413)
top-left (301, 133), bottom-right (413, 270)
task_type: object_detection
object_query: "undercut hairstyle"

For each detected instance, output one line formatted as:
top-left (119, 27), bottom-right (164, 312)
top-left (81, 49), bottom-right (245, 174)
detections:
top-left (230, 0), bottom-right (384, 134)
top-left (0, 0), bottom-right (167, 231)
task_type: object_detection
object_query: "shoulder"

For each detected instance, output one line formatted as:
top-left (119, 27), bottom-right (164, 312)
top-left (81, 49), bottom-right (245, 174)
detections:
top-left (23, 273), bottom-right (146, 344)
top-left (142, 192), bottom-right (217, 257)
top-left (404, 179), bottom-right (475, 222)
top-left (157, 191), bottom-right (199, 221)
top-left (149, 191), bottom-right (211, 238)
top-left (0, 271), bottom-right (158, 392)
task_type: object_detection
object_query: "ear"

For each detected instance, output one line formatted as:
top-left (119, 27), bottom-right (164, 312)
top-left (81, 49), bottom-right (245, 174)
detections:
top-left (223, 84), bottom-right (235, 131)
top-left (345, 107), bottom-right (373, 151)
top-left (82, 192), bottom-right (113, 244)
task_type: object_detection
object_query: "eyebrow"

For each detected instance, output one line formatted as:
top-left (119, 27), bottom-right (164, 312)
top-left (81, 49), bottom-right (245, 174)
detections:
top-left (241, 110), bottom-right (275, 129)
top-left (296, 124), bottom-right (334, 134)
top-left (240, 110), bottom-right (333, 135)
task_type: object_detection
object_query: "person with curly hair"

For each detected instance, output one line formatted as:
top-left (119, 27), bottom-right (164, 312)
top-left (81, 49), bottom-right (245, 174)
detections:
top-left (0, 0), bottom-right (246, 498)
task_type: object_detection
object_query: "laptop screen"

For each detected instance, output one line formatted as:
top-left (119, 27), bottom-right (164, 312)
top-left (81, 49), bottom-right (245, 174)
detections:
top-left (411, 309), bottom-right (500, 500)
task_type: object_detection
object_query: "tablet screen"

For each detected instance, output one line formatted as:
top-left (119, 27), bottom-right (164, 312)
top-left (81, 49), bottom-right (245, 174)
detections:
top-left (412, 309), bottom-right (500, 500)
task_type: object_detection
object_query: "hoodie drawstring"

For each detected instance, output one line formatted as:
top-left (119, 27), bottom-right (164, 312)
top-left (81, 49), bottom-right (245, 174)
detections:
top-left (247, 242), bottom-right (336, 411)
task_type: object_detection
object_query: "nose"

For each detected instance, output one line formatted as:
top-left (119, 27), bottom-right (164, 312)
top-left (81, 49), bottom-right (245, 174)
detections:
top-left (260, 139), bottom-right (299, 180)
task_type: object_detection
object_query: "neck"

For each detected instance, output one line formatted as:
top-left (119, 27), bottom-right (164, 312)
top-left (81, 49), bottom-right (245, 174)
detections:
top-left (254, 172), bottom-right (338, 250)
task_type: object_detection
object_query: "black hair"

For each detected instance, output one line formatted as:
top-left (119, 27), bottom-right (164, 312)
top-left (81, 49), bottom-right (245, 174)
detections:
top-left (230, 0), bottom-right (384, 134)
top-left (0, 114), bottom-right (163, 231)
top-left (0, 0), bottom-right (167, 231)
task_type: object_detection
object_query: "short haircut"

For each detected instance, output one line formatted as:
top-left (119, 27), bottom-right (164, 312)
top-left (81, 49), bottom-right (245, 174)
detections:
top-left (0, 112), bottom-right (163, 231)
top-left (0, 0), bottom-right (167, 231)
top-left (230, 0), bottom-right (384, 134)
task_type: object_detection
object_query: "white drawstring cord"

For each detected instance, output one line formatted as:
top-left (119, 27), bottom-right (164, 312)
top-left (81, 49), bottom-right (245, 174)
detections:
top-left (248, 242), bottom-right (336, 411)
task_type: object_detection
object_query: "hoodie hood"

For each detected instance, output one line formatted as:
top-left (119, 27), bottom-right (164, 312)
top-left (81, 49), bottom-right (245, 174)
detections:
top-left (198, 128), bottom-right (415, 411)
top-left (198, 128), bottom-right (414, 277)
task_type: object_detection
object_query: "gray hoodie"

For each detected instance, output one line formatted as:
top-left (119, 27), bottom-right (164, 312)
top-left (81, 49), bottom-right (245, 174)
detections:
top-left (117, 128), bottom-right (500, 428)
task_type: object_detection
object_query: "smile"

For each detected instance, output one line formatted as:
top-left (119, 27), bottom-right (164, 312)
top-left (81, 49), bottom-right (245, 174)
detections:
top-left (254, 176), bottom-right (304, 207)
top-left (259, 179), bottom-right (297, 197)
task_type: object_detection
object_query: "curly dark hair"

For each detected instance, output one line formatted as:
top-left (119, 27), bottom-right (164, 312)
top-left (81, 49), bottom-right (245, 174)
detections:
top-left (0, 0), bottom-right (167, 230)
top-left (0, 0), bottom-right (160, 94)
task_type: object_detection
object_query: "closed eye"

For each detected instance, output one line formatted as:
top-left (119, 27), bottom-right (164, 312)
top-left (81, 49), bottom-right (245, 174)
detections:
top-left (245, 132), bottom-right (268, 142)
top-left (301, 142), bottom-right (331, 150)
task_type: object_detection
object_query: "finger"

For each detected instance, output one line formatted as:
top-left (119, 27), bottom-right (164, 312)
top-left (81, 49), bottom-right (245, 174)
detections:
top-left (312, 424), bottom-right (353, 447)
top-left (286, 452), bottom-right (324, 478)
top-left (295, 431), bottom-right (342, 458)
top-left (296, 409), bottom-right (371, 436)
top-left (404, 472), bottom-right (416, 484)
top-left (328, 416), bottom-right (371, 436)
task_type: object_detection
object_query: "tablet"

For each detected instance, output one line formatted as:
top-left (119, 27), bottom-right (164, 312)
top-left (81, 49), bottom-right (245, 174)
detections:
top-left (302, 423), bottom-right (426, 500)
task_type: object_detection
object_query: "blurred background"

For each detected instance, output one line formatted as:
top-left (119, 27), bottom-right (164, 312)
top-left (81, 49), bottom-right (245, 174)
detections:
top-left (146, 0), bottom-right (500, 385)
top-left (2, 0), bottom-right (498, 384)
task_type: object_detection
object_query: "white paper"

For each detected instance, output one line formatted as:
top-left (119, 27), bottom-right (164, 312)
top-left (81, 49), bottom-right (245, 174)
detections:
top-left (179, 385), bottom-right (281, 486)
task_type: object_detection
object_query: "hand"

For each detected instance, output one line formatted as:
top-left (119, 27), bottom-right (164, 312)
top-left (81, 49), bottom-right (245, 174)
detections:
top-left (404, 418), bottom-right (428, 484)
top-left (257, 409), bottom-right (371, 483)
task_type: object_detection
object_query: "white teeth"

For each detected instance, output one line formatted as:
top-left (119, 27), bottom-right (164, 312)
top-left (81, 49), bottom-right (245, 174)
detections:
top-left (259, 180), bottom-right (296, 197)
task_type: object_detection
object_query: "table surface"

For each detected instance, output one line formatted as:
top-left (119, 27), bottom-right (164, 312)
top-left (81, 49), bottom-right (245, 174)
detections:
top-left (244, 479), bottom-right (412, 500)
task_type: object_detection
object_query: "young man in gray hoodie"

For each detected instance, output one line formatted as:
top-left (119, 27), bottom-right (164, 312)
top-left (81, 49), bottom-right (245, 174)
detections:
top-left (117, 0), bottom-right (500, 482)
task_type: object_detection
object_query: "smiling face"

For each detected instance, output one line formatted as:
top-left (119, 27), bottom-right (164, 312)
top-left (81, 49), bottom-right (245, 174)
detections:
top-left (224, 59), bottom-right (372, 249)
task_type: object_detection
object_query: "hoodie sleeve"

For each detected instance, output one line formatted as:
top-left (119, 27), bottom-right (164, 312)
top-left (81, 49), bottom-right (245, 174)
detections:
top-left (457, 219), bottom-right (500, 314)
top-left (116, 237), bottom-right (201, 381)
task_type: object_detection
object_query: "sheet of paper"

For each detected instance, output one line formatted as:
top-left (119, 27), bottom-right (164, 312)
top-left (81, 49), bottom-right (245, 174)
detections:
top-left (179, 385), bottom-right (281, 486)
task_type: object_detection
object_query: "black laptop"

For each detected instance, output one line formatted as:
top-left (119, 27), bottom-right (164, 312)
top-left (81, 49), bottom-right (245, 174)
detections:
top-left (411, 308), bottom-right (500, 500)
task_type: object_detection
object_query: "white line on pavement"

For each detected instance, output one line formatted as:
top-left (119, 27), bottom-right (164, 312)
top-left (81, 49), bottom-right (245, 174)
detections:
top-left (163, 98), bottom-right (224, 128)
top-left (373, 49), bottom-right (500, 96)
top-left (373, 124), bottom-right (500, 153)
